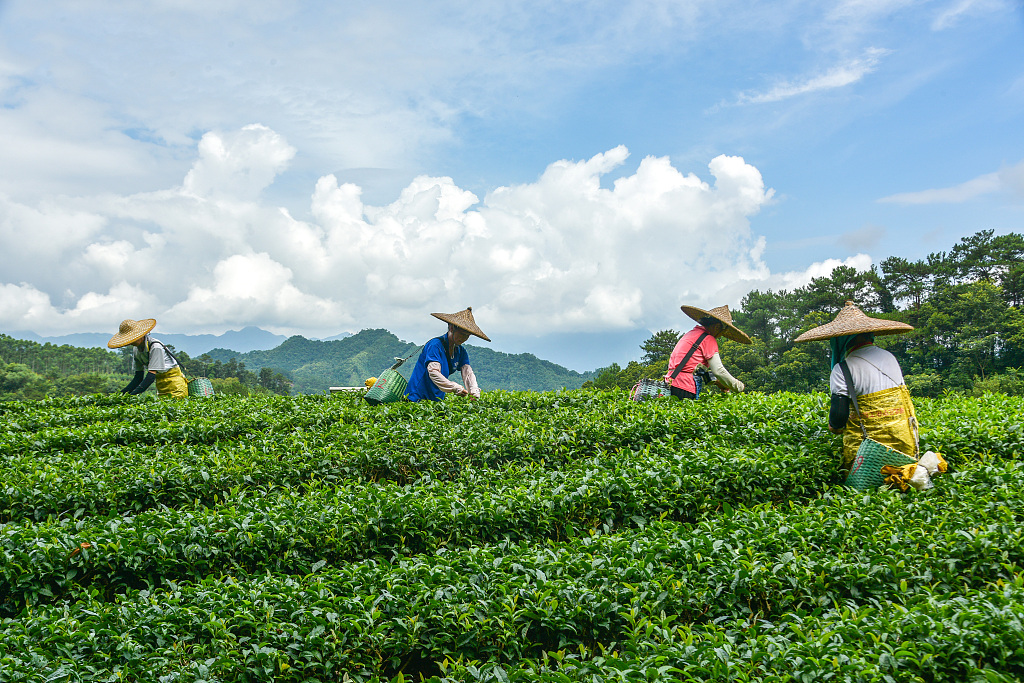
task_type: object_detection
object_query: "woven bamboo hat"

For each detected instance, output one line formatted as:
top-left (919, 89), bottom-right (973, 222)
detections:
top-left (793, 301), bottom-right (913, 342)
top-left (432, 307), bottom-right (491, 342)
top-left (680, 304), bottom-right (752, 344)
top-left (107, 318), bottom-right (156, 348)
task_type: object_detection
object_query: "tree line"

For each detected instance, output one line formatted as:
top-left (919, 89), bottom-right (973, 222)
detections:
top-left (587, 229), bottom-right (1024, 397)
top-left (0, 336), bottom-right (292, 400)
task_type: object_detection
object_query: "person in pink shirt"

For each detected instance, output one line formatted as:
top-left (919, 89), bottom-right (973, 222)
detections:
top-left (665, 304), bottom-right (750, 400)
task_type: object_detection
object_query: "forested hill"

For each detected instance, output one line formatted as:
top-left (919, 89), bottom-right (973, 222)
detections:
top-left (205, 328), bottom-right (598, 394)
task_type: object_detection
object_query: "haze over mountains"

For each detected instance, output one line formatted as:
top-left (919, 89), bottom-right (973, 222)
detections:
top-left (204, 329), bottom-right (598, 394)
top-left (9, 326), bottom-right (650, 372)
top-left (6, 326), bottom-right (344, 357)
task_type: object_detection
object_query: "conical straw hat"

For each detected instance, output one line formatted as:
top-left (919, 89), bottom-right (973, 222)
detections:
top-left (793, 301), bottom-right (913, 342)
top-left (680, 304), bottom-right (752, 344)
top-left (107, 318), bottom-right (156, 348)
top-left (432, 307), bottom-right (491, 342)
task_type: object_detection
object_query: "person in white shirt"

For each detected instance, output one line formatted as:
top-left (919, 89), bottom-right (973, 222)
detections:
top-left (794, 301), bottom-right (918, 469)
top-left (108, 318), bottom-right (188, 399)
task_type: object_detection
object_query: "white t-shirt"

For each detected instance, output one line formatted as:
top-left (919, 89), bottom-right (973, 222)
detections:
top-left (829, 344), bottom-right (905, 397)
top-left (132, 335), bottom-right (178, 373)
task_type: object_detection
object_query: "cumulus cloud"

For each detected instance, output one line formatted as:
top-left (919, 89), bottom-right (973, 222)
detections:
top-left (165, 253), bottom-right (350, 331)
top-left (879, 159), bottom-right (1024, 204)
top-left (182, 125), bottom-right (296, 200)
top-left (710, 254), bottom-right (875, 309)
top-left (0, 123), bottom-right (880, 342)
top-left (0, 281), bottom-right (159, 336)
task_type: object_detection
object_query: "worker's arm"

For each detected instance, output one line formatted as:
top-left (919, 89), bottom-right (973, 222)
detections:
top-left (461, 364), bottom-right (480, 400)
top-left (828, 394), bottom-right (850, 434)
top-left (427, 361), bottom-right (468, 396)
top-left (128, 371), bottom-right (156, 395)
top-left (121, 370), bottom-right (145, 394)
top-left (707, 353), bottom-right (744, 393)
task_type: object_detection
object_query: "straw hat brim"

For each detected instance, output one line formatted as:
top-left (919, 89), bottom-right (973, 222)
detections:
top-left (432, 309), bottom-right (491, 342)
top-left (107, 318), bottom-right (156, 348)
top-left (793, 307), bottom-right (913, 342)
top-left (680, 305), bottom-right (752, 345)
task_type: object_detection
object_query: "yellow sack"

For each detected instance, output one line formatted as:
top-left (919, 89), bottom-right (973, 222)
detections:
top-left (155, 365), bottom-right (188, 399)
top-left (365, 376), bottom-right (377, 388)
top-left (843, 384), bottom-right (918, 467)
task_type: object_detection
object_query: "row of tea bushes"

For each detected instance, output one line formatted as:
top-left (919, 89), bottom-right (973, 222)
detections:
top-left (3, 390), bottom-right (1017, 525)
top-left (1, 390), bottom-right (1021, 681)
top-left (0, 391), bottom-right (838, 523)
top-left (3, 461), bottom-right (1024, 680)
top-left (0, 439), bottom-right (833, 614)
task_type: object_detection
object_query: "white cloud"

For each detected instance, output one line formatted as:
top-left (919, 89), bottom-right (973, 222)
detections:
top-left (735, 48), bottom-right (891, 105)
top-left (0, 125), bottom-right (804, 339)
top-left (182, 125), bottom-right (296, 200)
top-left (879, 159), bottom-right (1024, 204)
top-left (165, 252), bottom-right (350, 332)
top-left (0, 281), bottom-right (159, 336)
top-left (0, 123), bottom-right (892, 344)
top-left (714, 253), bottom-right (876, 305)
top-left (931, 0), bottom-right (1010, 30)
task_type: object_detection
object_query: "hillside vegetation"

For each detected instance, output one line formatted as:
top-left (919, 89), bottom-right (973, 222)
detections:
top-left (206, 328), bottom-right (598, 393)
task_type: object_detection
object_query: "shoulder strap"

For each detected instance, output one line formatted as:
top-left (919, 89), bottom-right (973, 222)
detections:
top-left (670, 332), bottom-right (709, 380)
top-left (157, 342), bottom-right (187, 376)
top-left (839, 360), bottom-right (868, 438)
top-left (853, 354), bottom-right (902, 388)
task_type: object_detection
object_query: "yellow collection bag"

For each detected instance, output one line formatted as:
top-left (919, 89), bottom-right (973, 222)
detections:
top-left (839, 361), bottom-right (919, 490)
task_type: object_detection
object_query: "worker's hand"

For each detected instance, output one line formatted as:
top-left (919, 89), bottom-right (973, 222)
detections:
top-left (455, 385), bottom-right (469, 397)
top-left (735, 380), bottom-right (745, 393)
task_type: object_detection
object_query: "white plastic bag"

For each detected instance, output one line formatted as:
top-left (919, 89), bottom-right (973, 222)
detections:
top-left (918, 451), bottom-right (948, 476)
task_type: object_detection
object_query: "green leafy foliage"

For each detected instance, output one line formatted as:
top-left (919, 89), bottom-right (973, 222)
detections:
top-left (0, 390), bottom-right (1022, 681)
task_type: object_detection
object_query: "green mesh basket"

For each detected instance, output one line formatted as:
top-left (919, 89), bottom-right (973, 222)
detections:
top-left (845, 438), bottom-right (917, 490)
top-left (186, 376), bottom-right (215, 397)
top-left (363, 367), bottom-right (408, 405)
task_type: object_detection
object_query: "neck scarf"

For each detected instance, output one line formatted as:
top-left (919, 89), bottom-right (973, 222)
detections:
top-left (830, 333), bottom-right (874, 369)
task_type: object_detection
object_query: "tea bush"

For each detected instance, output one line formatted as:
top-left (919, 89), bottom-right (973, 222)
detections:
top-left (0, 390), bottom-right (1021, 681)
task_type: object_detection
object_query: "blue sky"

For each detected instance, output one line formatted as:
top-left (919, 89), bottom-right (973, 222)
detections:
top-left (0, 0), bottom-right (1022, 370)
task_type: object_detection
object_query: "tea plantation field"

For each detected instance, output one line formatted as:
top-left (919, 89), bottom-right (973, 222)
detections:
top-left (1, 390), bottom-right (1023, 682)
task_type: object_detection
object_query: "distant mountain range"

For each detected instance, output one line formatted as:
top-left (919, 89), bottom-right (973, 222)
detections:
top-left (6, 326), bottom-right (342, 356)
top-left (205, 328), bottom-right (598, 394)
top-left (3, 327), bottom-right (598, 393)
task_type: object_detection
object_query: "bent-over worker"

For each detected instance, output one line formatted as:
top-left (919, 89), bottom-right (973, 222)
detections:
top-left (405, 307), bottom-right (489, 402)
top-left (665, 304), bottom-right (749, 399)
top-left (794, 300), bottom-right (918, 469)
top-left (108, 318), bottom-right (188, 399)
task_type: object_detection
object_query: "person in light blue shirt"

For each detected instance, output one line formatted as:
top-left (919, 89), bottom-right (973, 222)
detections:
top-left (405, 307), bottom-right (490, 402)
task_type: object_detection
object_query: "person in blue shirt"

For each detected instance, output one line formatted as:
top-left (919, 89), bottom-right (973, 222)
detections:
top-left (405, 307), bottom-right (490, 402)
